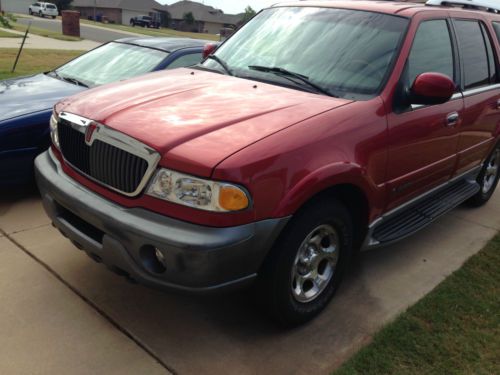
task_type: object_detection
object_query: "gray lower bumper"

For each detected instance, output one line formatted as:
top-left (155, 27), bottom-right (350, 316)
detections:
top-left (35, 150), bottom-right (289, 293)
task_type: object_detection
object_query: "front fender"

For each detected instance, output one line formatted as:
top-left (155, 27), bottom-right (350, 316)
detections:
top-left (272, 162), bottom-right (384, 221)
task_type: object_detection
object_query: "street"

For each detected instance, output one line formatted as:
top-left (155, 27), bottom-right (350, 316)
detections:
top-left (17, 16), bottom-right (139, 43)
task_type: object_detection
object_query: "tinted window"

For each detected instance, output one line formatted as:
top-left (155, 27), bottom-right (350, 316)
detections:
top-left (407, 20), bottom-right (454, 85)
top-left (166, 53), bottom-right (203, 70)
top-left (481, 23), bottom-right (497, 83)
top-left (494, 22), bottom-right (500, 43)
top-left (203, 7), bottom-right (409, 99)
top-left (454, 20), bottom-right (490, 89)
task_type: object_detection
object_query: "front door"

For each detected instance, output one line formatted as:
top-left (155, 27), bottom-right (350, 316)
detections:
top-left (385, 19), bottom-right (463, 211)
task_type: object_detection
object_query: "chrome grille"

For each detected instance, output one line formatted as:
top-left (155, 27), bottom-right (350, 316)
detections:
top-left (57, 115), bottom-right (159, 196)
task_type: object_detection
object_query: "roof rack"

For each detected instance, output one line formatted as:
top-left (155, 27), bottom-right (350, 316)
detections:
top-left (426, 0), bottom-right (500, 13)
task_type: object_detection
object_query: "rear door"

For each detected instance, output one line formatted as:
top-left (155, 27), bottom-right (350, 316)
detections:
top-left (452, 19), bottom-right (500, 176)
top-left (385, 18), bottom-right (463, 210)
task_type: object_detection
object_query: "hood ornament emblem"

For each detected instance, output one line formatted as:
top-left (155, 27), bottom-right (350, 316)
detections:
top-left (85, 123), bottom-right (98, 146)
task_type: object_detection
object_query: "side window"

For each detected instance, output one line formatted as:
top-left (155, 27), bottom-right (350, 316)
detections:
top-left (494, 22), bottom-right (500, 43)
top-left (166, 53), bottom-right (203, 70)
top-left (407, 20), bottom-right (455, 86)
top-left (454, 20), bottom-right (492, 89)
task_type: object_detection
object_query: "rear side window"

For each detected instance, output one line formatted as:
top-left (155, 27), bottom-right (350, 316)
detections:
top-left (494, 22), bottom-right (500, 42)
top-left (454, 20), bottom-right (496, 89)
top-left (407, 20), bottom-right (455, 85)
top-left (166, 53), bottom-right (203, 70)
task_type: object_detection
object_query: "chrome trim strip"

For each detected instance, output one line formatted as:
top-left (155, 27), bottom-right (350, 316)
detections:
top-left (363, 165), bottom-right (482, 249)
top-left (462, 84), bottom-right (500, 98)
top-left (411, 92), bottom-right (462, 110)
top-left (58, 112), bottom-right (161, 198)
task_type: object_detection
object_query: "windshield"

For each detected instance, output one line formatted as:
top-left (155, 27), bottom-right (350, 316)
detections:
top-left (55, 42), bottom-right (168, 87)
top-left (202, 7), bottom-right (408, 99)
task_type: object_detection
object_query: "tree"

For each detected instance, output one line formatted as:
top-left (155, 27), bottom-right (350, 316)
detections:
top-left (183, 11), bottom-right (195, 25)
top-left (53, 0), bottom-right (73, 11)
top-left (241, 6), bottom-right (256, 24)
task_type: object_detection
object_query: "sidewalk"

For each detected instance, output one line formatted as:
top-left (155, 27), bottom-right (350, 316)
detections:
top-left (0, 28), bottom-right (100, 50)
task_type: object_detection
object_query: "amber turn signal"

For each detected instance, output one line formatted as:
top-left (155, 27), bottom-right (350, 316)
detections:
top-left (218, 185), bottom-right (249, 211)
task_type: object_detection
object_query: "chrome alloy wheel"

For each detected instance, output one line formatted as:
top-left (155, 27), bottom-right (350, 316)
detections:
top-left (291, 224), bottom-right (339, 303)
top-left (483, 148), bottom-right (500, 194)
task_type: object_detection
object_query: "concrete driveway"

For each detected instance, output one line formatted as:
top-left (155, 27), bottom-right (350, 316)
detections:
top-left (0, 189), bottom-right (498, 374)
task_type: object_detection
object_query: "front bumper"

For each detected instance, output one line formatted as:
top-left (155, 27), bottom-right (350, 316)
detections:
top-left (35, 150), bottom-right (289, 293)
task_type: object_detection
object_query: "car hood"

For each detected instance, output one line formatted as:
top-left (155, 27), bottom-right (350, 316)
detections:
top-left (0, 73), bottom-right (85, 122)
top-left (56, 69), bottom-right (352, 176)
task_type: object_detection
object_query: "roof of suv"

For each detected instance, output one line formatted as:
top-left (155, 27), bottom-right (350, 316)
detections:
top-left (273, 1), bottom-right (499, 17)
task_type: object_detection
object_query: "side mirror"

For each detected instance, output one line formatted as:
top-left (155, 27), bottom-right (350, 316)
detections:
top-left (410, 72), bottom-right (455, 105)
top-left (202, 43), bottom-right (219, 59)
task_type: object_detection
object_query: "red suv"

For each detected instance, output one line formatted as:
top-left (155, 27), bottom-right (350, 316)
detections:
top-left (35, 0), bottom-right (500, 326)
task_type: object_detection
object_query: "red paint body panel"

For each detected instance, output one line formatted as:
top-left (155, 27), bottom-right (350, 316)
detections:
top-left (52, 2), bottom-right (500, 229)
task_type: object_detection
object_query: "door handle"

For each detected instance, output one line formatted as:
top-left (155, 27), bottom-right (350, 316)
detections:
top-left (446, 112), bottom-right (459, 127)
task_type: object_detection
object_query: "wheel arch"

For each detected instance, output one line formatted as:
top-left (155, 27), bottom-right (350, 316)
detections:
top-left (272, 163), bottom-right (377, 249)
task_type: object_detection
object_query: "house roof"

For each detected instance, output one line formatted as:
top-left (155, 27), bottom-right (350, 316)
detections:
top-left (72, 0), bottom-right (166, 12)
top-left (165, 1), bottom-right (242, 25)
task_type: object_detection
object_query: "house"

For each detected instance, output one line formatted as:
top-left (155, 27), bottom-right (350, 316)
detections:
top-left (1, 0), bottom-right (36, 14)
top-left (165, 1), bottom-right (243, 34)
top-left (71, 0), bottom-right (169, 26)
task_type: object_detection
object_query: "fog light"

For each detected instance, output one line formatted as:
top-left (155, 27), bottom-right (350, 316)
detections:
top-left (140, 245), bottom-right (166, 274)
top-left (155, 248), bottom-right (166, 265)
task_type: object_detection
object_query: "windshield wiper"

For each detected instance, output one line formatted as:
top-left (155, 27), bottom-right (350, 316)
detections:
top-left (248, 65), bottom-right (336, 97)
top-left (207, 55), bottom-right (233, 76)
top-left (49, 70), bottom-right (89, 87)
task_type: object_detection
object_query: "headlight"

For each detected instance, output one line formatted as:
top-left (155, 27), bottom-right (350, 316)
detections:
top-left (50, 111), bottom-right (60, 149)
top-left (146, 169), bottom-right (250, 212)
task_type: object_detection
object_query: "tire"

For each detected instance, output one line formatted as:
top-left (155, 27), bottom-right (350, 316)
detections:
top-left (255, 197), bottom-right (353, 327)
top-left (29, 9), bottom-right (33, 15)
top-left (52, 16), bottom-right (56, 19)
top-left (467, 143), bottom-right (500, 207)
top-left (39, 11), bottom-right (43, 18)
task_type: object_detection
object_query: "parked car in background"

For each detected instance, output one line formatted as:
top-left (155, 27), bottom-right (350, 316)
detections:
top-left (35, 0), bottom-right (500, 326)
top-left (29, 2), bottom-right (58, 18)
top-left (0, 37), bottom-right (210, 187)
top-left (130, 15), bottom-right (160, 28)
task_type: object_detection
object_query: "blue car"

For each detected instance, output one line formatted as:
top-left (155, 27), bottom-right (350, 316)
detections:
top-left (0, 37), bottom-right (211, 187)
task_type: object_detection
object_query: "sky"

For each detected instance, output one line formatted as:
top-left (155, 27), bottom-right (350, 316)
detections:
top-left (158, 0), bottom-right (281, 14)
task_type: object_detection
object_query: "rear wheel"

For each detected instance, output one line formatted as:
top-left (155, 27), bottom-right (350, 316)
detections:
top-left (39, 11), bottom-right (43, 18)
top-left (256, 198), bottom-right (352, 327)
top-left (29, 9), bottom-right (33, 15)
top-left (52, 15), bottom-right (56, 19)
top-left (467, 143), bottom-right (500, 207)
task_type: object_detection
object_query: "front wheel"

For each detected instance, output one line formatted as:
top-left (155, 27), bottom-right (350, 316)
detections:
top-left (29, 9), bottom-right (33, 15)
top-left (52, 16), bottom-right (56, 19)
top-left (467, 143), bottom-right (500, 206)
top-left (256, 198), bottom-right (352, 326)
top-left (39, 11), bottom-right (43, 18)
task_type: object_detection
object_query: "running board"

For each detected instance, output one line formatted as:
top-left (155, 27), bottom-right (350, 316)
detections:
top-left (368, 178), bottom-right (480, 247)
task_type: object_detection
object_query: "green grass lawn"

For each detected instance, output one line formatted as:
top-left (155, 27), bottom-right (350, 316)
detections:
top-left (0, 29), bottom-right (22, 38)
top-left (0, 48), bottom-right (83, 80)
top-left (334, 234), bottom-right (500, 375)
top-left (80, 19), bottom-right (219, 41)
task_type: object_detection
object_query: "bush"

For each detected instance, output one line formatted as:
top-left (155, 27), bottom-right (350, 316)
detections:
top-left (0, 14), bottom-right (12, 29)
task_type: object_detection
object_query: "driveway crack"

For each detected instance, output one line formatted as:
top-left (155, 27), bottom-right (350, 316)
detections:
top-left (0, 228), bottom-right (176, 375)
